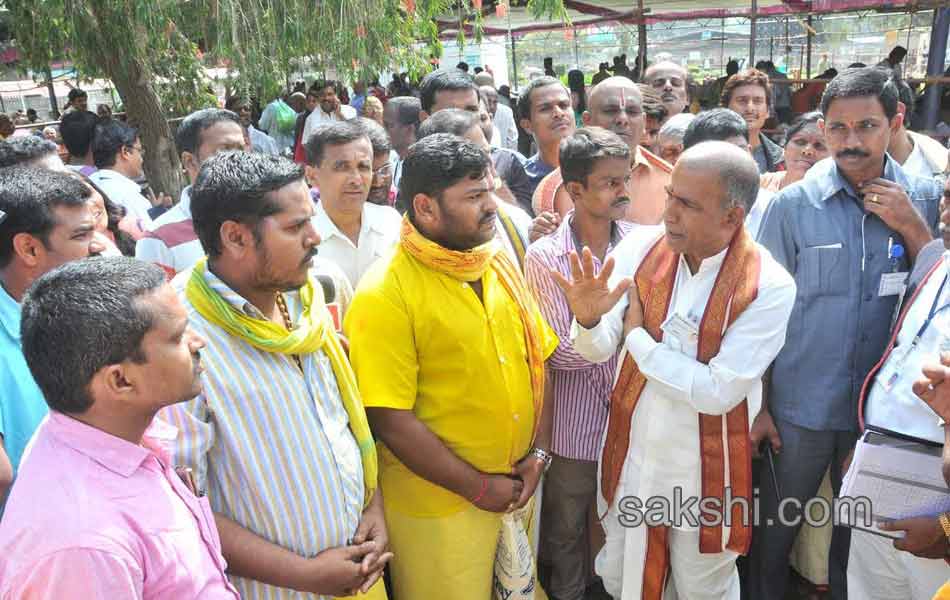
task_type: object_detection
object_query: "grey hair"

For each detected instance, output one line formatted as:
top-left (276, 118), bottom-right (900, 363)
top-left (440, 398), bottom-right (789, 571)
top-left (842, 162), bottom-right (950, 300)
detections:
top-left (658, 113), bottom-right (696, 143)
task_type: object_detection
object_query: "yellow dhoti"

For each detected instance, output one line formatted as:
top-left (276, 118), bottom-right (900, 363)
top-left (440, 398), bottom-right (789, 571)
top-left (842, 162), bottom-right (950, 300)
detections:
top-left (385, 497), bottom-right (548, 600)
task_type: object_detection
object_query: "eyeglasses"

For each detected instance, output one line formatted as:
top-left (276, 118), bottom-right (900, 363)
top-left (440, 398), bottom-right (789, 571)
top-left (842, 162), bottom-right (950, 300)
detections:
top-left (374, 163), bottom-right (393, 178)
top-left (128, 144), bottom-right (145, 157)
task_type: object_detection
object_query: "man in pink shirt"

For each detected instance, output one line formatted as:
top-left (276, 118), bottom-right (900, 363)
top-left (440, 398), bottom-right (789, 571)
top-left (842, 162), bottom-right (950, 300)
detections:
top-left (0, 256), bottom-right (238, 599)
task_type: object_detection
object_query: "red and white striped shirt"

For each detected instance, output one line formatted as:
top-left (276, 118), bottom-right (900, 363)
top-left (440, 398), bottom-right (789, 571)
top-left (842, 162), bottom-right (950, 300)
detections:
top-left (136, 187), bottom-right (204, 279)
top-left (524, 213), bottom-right (634, 461)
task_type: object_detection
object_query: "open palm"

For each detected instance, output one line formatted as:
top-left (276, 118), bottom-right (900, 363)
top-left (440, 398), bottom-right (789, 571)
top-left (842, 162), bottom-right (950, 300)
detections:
top-left (551, 247), bottom-right (632, 329)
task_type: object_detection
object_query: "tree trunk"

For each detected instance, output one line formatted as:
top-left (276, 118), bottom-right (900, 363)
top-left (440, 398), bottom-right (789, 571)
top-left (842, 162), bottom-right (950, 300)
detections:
top-left (107, 63), bottom-right (184, 200)
top-left (85, 1), bottom-right (184, 201)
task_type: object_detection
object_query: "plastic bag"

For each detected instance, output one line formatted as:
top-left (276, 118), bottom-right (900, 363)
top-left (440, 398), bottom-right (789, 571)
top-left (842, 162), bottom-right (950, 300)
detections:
top-left (493, 505), bottom-right (535, 600)
top-left (273, 100), bottom-right (297, 134)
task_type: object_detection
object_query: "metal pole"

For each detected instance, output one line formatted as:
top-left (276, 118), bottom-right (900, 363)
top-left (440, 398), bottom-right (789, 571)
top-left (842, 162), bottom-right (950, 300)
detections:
top-left (922, 7), bottom-right (950, 131)
top-left (806, 15), bottom-right (813, 78)
top-left (637, 0), bottom-right (647, 79)
top-left (749, 0), bottom-right (757, 66)
top-left (44, 66), bottom-right (59, 117)
top-left (573, 28), bottom-right (580, 66)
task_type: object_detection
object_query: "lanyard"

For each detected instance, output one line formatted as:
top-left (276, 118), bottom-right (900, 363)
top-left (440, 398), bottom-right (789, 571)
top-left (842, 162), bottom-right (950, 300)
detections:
top-left (910, 273), bottom-right (950, 348)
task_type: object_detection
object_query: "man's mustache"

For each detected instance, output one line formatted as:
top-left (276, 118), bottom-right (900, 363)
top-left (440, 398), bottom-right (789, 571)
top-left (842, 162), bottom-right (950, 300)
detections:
top-left (836, 148), bottom-right (870, 159)
top-left (301, 247), bottom-right (319, 265)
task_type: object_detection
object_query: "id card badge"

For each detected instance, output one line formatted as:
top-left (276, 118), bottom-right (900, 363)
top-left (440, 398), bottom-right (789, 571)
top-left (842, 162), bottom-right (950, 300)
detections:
top-left (660, 313), bottom-right (699, 346)
top-left (879, 272), bottom-right (908, 297)
top-left (877, 345), bottom-right (910, 393)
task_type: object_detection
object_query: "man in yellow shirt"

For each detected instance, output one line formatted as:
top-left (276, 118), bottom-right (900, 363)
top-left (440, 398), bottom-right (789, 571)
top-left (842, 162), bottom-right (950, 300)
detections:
top-left (345, 133), bottom-right (559, 599)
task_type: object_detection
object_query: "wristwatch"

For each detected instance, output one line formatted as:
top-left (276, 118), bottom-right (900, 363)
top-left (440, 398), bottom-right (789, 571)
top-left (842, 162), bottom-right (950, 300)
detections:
top-left (939, 513), bottom-right (950, 541)
top-left (529, 447), bottom-right (553, 472)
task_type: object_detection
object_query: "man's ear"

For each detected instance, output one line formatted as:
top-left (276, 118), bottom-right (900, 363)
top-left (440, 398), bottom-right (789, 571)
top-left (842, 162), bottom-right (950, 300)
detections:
top-left (565, 180), bottom-right (585, 203)
top-left (219, 220), bottom-right (257, 259)
top-left (519, 118), bottom-right (534, 136)
top-left (304, 164), bottom-right (320, 188)
top-left (180, 152), bottom-right (199, 182)
top-left (413, 193), bottom-right (440, 226)
top-left (11, 232), bottom-right (44, 268)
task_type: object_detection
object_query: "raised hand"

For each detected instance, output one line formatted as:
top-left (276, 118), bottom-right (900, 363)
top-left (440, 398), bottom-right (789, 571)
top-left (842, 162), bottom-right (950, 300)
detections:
top-left (550, 247), bottom-right (632, 329)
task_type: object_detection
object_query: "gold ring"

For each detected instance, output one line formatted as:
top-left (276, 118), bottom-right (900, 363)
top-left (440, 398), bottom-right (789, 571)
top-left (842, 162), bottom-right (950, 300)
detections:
top-left (869, 194), bottom-right (880, 204)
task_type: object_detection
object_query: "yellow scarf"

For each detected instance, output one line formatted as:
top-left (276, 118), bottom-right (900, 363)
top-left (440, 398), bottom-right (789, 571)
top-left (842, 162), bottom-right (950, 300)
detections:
top-left (399, 216), bottom-right (547, 436)
top-left (185, 258), bottom-right (378, 506)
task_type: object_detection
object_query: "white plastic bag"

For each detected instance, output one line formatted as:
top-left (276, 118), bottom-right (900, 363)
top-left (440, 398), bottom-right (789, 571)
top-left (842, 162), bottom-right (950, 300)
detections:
top-left (493, 505), bottom-right (535, 600)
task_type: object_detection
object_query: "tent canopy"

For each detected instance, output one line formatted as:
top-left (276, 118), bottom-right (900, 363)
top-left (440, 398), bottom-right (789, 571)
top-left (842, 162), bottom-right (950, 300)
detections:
top-left (437, 0), bottom-right (928, 38)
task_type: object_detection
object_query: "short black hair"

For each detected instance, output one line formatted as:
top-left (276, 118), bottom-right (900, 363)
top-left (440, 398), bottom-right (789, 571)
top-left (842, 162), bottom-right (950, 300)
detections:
top-left (418, 108), bottom-right (480, 140)
top-left (304, 120), bottom-right (369, 166)
top-left (399, 133), bottom-right (490, 221)
top-left (191, 151), bottom-right (305, 258)
top-left (312, 79), bottom-right (339, 95)
top-left (92, 119), bottom-right (138, 168)
top-left (419, 69), bottom-right (477, 113)
top-left (0, 136), bottom-right (59, 168)
top-left (357, 117), bottom-right (392, 157)
top-left (820, 66), bottom-right (900, 120)
top-left (895, 77), bottom-right (915, 119)
top-left (785, 111), bottom-right (823, 144)
top-left (20, 256), bottom-right (166, 414)
top-left (387, 96), bottom-right (422, 126)
top-left (67, 89), bottom-right (87, 102)
top-left (59, 110), bottom-right (99, 158)
top-left (682, 108), bottom-right (749, 149)
top-left (175, 108), bottom-right (241, 155)
top-left (560, 127), bottom-right (631, 186)
top-left (0, 167), bottom-right (93, 267)
top-left (517, 76), bottom-right (567, 121)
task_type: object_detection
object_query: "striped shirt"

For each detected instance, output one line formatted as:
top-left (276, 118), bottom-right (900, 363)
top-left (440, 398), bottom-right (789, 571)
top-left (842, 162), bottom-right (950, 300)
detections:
top-left (160, 266), bottom-right (365, 600)
top-left (136, 187), bottom-right (204, 279)
top-left (523, 213), bottom-right (636, 461)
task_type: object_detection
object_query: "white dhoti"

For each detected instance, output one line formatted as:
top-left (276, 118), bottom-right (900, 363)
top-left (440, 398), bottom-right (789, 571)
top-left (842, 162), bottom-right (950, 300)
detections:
top-left (595, 461), bottom-right (742, 600)
top-left (847, 527), bottom-right (948, 600)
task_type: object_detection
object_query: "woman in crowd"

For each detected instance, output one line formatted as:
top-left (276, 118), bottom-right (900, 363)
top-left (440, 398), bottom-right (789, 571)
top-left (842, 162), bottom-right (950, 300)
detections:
top-left (760, 111), bottom-right (829, 192)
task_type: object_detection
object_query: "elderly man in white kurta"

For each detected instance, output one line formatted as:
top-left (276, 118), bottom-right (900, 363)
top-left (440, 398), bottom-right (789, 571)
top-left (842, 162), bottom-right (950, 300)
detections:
top-left (553, 142), bottom-right (796, 600)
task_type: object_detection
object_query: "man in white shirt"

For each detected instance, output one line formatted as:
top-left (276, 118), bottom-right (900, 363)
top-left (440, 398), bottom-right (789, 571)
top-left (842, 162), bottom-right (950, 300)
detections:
top-left (305, 120), bottom-right (401, 287)
top-left (89, 119), bottom-right (154, 228)
top-left (888, 79), bottom-right (948, 178)
top-left (845, 177), bottom-right (950, 600)
top-left (557, 142), bottom-right (795, 600)
top-left (480, 85), bottom-right (518, 152)
top-left (383, 97), bottom-right (421, 192)
top-left (136, 108), bottom-right (246, 278)
top-left (301, 81), bottom-right (357, 150)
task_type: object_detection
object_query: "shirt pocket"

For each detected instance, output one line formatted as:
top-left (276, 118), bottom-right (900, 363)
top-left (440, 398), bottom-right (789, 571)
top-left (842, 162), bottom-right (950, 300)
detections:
top-left (799, 243), bottom-right (848, 297)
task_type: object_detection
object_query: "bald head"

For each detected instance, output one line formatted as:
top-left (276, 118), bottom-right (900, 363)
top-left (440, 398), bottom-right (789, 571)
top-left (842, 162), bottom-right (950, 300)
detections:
top-left (643, 61), bottom-right (689, 117)
top-left (676, 141), bottom-right (759, 213)
top-left (584, 77), bottom-right (644, 149)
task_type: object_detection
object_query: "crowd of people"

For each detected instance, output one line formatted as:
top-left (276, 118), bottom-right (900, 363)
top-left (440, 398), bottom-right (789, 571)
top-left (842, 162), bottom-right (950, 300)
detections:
top-left (0, 51), bottom-right (948, 600)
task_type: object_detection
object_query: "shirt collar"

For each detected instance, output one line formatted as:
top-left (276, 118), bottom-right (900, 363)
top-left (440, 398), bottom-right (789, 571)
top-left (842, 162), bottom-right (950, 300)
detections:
top-left (0, 282), bottom-right (21, 340)
top-left (553, 210), bottom-right (625, 258)
top-left (46, 412), bottom-right (179, 478)
top-left (681, 243), bottom-right (730, 276)
top-left (179, 186), bottom-right (192, 217)
top-left (313, 200), bottom-right (380, 240)
top-left (817, 154), bottom-right (904, 203)
top-left (95, 169), bottom-right (138, 190)
top-left (201, 264), bottom-right (270, 319)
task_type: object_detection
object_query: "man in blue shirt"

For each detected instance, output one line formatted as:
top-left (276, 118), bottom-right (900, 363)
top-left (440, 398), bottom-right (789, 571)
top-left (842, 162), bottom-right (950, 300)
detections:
top-left (0, 167), bottom-right (104, 500)
top-left (750, 66), bottom-right (942, 600)
top-left (516, 76), bottom-right (575, 196)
